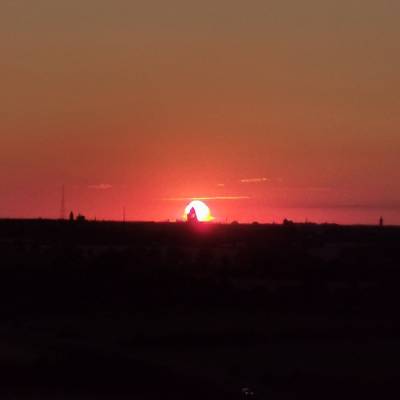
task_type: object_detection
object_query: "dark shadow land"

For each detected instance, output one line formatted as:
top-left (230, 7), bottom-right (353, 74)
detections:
top-left (0, 219), bottom-right (400, 398)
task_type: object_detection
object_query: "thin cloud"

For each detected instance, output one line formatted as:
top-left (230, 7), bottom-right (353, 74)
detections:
top-left (273, 186), bottom-right (333, 192)
top-left (240, 177), bottom-right (270, 183)
top-left (217, 183), bottom-right (225, 187)
top-left (304, 187), bottom-right (333, 192)
top-left (162, 196), bottom-right (251, 201)
top-left (88, 184), bottom-right (113, 190)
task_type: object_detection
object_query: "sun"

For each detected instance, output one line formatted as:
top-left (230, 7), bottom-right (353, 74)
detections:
top-left (184, 200), bottom-right (213, 222)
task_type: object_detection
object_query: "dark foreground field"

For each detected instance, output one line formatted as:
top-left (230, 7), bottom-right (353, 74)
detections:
top-left (0, 219), bottom-right (400, 399)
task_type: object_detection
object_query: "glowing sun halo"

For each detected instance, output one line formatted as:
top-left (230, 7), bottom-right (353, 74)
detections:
top-left (184, 200), bottom-right (213, 222)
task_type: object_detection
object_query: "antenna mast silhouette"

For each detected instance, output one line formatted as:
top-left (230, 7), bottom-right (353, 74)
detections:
top-left (60, 185), bottom-right (66, 220)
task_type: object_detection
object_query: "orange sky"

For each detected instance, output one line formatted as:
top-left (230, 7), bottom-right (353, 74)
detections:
top-left (1, 0), bottom-right (400, 224)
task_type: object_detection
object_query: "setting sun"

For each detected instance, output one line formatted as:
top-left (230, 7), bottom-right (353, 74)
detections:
top-left (184, 200), bottom-right (213, 222)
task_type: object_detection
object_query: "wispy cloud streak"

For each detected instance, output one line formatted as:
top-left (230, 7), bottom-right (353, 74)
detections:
top-left (272, 186), bottom-right (333, 192)
top-left (240, 177), bottom-right (270, 183)
top-left (162, 196), bottom-right (251, 201)
top-left (88, 184), bottom-right (113, 190)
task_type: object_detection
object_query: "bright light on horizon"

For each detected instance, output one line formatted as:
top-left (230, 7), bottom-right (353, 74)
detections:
top-left (183, 200), bottom-right (213, 222)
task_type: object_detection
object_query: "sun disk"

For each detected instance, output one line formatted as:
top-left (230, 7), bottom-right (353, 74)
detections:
top-left (184, 200), bottom-right (213, 222)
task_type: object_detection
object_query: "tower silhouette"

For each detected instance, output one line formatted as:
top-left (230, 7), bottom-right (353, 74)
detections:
top-left (187, 207), bottom-right (198, 223)
top-left (60, 185), bottom-right (66, 220)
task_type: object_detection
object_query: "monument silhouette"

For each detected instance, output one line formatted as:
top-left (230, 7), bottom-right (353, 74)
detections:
top-left (187, 207), bottom-right (199, 223)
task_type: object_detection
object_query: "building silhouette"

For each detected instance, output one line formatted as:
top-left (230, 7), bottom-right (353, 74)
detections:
top-left (187, 207), bottom-right (198, 223)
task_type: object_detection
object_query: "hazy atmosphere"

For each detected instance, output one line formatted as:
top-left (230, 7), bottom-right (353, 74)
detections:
top-left (1, 0), bottom-right (399, 223)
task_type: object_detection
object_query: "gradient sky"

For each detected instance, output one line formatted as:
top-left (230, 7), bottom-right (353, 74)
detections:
top-left (1, 0), bottom-right (399, 224)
